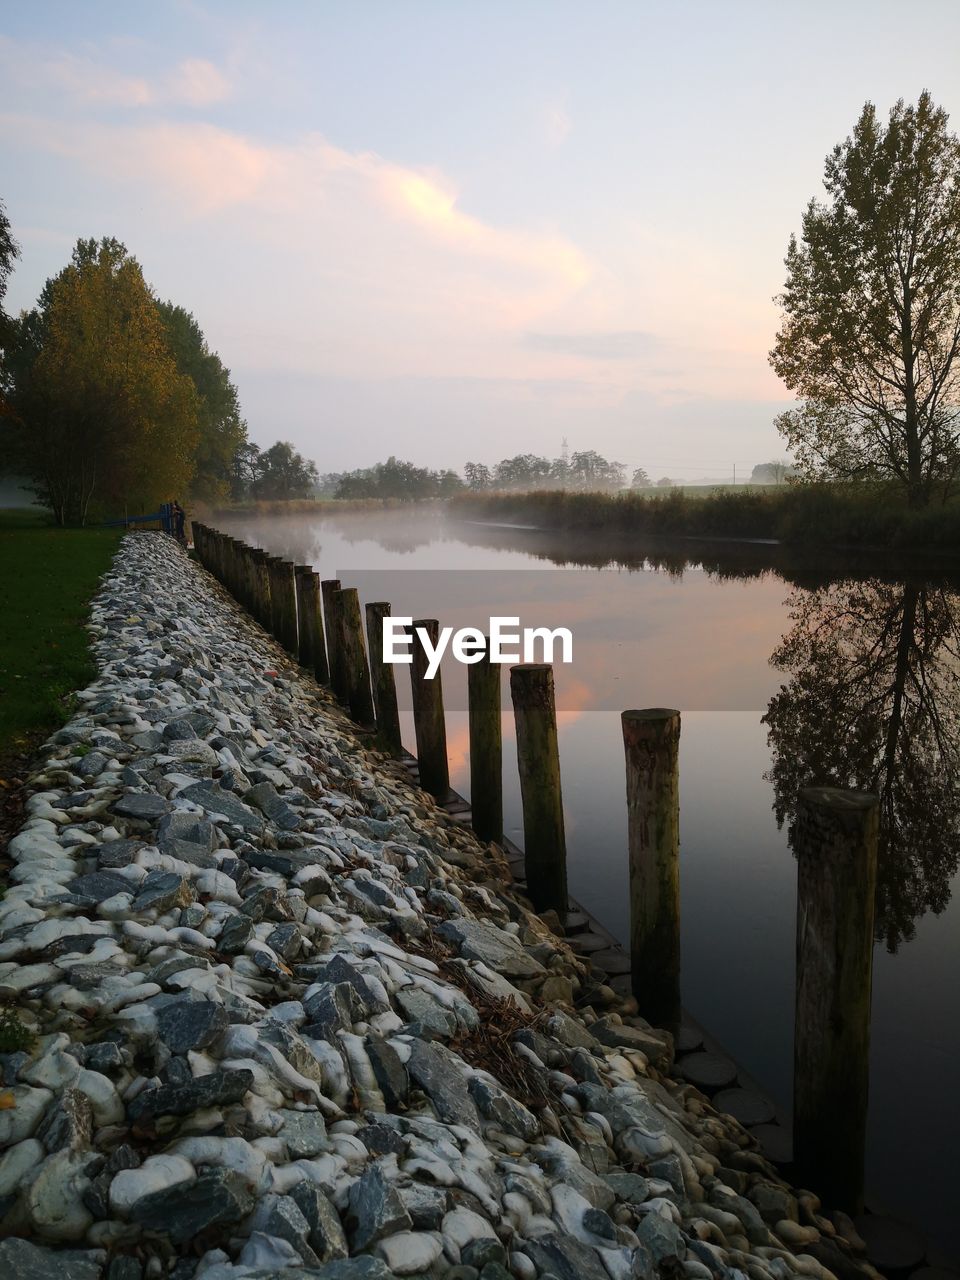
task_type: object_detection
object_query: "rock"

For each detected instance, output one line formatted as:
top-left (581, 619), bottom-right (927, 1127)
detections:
top-left (218, 914), bottom-right (256, 953)
top-left (0, 1138), bottom-right (45, 1196)
top-left (0, 1238), bottom-right (103, 1280)
top-left (179, 781), bottom-right (264, 833)
top-left (36, 1087), bottom-right (94, 1152)
top-left (347, 1160), bottom-right (413, 1251)
top-left (677, 1051), bottom-right (737, 1092)
top-left (462, 1238), bottom-right (508, 1269)
top-left (366, 1036), bottom-right (409, 1109)
top-left (289, 1179), bottom-right (349, 1261)
top-left (110, 1155), bottom-right (196, 1214)
top-left (636, 1213), bottom-right (685, 1262)
top-left (406, 1039), bottom-right (480, 1132)
top-left (65, 872), bottom-right (133, 903)
top-left (277, 1108), bottom-right (328, 1159)
top-left (713, 1087), bottom-right (776, 1127)
top-left (96, 839), bottom-right (145, 868)
top-left (256, 1194), bottom-right (322, 1266)
top-left (267, 922), bottom-right (304, 961)
top-left (128, 1167), bottom-right (255, 1243)
top-left (468, 1076), bottom-right (540, 1140)
top-left (588, 1015), bottom-right (674, 1068)
top-left (396, 987), bottom-right (457, 1039)
top-left (245, 781), bottom-right (301, 830)
top-left (376, 1230), bottom-right (444, 1275)
top-left (133, 871), bottom-right (195, 913)
top-left (127, 1068), bottom-right (253, 1127)
top-left (524, 1233), bottom-right (611, 1280)
top-left (0, 1085), bottom-right (52, 1145)
top-left (156, 998), bottom-right (228, 1054)
top-left (396, 1181), bottom-right (447, 1230)
top-left (113, 793), bottom-right (171, 821)
top-left (26, 1148), bottom-right (94, 1241)
top-left (437, 919), bottom-right (546, 978)
top-left (602, 1171), bottom-right (650, 1204)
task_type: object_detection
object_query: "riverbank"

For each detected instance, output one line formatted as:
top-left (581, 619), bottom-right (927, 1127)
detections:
top-left (0, 532), bottom-right (893, 1279)
top-left (448, 487), bottom-right (960, 553)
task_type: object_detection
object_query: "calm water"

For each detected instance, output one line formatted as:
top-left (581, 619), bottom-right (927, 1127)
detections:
top-left (217, 508), bottom-right (960, 1243)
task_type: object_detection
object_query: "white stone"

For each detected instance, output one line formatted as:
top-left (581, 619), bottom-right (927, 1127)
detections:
top-left (376, 1231), bottom-right (444, 1275)
top-left (110, 1155), bottom-right (196, 1214)
top-left (0, 1137), bottom-right (45, 1196)
top-left (26, 1149), bottom-right (94, 1241)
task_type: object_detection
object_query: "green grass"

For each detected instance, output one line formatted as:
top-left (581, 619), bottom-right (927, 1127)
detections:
top-left (0, 509), bottom-right (121, 759)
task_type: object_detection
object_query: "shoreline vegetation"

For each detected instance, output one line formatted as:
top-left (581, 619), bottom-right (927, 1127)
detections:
top-left (446, 485), bottom-right (960, 553)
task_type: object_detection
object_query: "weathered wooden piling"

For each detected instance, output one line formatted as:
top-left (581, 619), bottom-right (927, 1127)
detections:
top-left (303, 570), bottom-right (328, 684)
top-left (252, 550), bottom-right (272, 631)
top-left (294, 566), bottom-right (316, 671)
top-left (510, 664), bottom-right (566, 919)
top-left (408, 619), bottom-right (450, 800)
top-left (366, 602), bottom-right (403, 756)
top-left (621, 708), bottom-right (682, 1032)
top-left (268, 558), bottom-right (299, 658)
top-left (321, 579), bottom-right (348, 701)
top-left (793, 785), bottom-right (878, 1213)
top-left (337, 588), bottom-right (375, 726)
top-left (468, 638), bottom-right (503, 844)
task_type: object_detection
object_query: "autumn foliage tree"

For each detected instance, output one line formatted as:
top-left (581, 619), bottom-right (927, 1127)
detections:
top-left (6, 238), bottom-right (199, 523)
top-left (771, 94), bottom-right (960, 506)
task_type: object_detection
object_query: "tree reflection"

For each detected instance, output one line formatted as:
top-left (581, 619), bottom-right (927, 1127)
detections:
top-left (764, 580), bottom-right (960, 949)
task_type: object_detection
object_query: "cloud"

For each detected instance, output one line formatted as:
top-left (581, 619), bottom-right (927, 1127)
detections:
top-left (543, 101), bottom-right (572, 147)
top-left (165, 58), bottom-right (231, 107)
top-left (524, 330), bottom-right (657, 359)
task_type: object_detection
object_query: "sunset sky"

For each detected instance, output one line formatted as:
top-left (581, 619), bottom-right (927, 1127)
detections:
top-left (2, 1), bottom-right (959, 477)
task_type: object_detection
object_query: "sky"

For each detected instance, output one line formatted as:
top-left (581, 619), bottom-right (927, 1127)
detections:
top-left (2, 1), bottom-right (960, 480)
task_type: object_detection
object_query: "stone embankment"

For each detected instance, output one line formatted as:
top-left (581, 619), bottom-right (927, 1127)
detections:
top-left (0, 534), bottom-right (880, 1280)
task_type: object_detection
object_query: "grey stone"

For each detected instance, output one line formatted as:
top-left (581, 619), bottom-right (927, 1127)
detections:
top-left (163, 713), bottom-right (216, 741)
top-left (396, 1181), bottom-right (446, 1230)
top-left (463, 1239), bottom-right (508, 1269)
top-left (179, 781), bottom-right (264, 833)
top-left (259, 1021), bottom-right (326, 1088)
top-left (36, 1087), bottom-right (93, 1152)
top-left (589, 1016), bottom-right (673, 1068)
top-left (277, 1109), bottom-right (327, 1159)
top-left (127, 1068), bottom-right (253, 1126)
top-left (357, 1123), bottom-right (405, 1156)
top-left (260, 1195), bottom-right (322, 1266)
top-left (75, 752), bottom-right (109, 779)
top-left (267, 923), bottom-right (304, 961)
top-left (157, 811), bottom-right (217, 854)
top-left (583, 1208), bottom-right (617, 1241)
top-left (130, 730), bottom-right (163, 751)
top-left (303, 982), bottom-right (361, 1041)
top-left (107, 1258), bottom-right (143, 1280)
top-left (156, 997), bottom-right (228, 1054)
top-left (289, 1180), bottom-right (349, 1261)
top-left (525, 1234), bottom-right (611, 1280)
top-left (405, 1039), bottom-right (479, 1132)
top-left (241, 886), bottom-right (294, 923)
top-left (366, 1035), bottom-right (409, 1109)
top-left (128, 1167), bottom-right (254, 1243)
top-left (347, 1160), bottom-right (413, 1251)
top-left (0, 1238), bottom-right (103, 1280)
top-left (133, 871), bottom-right (194, 913)
top-left (64, 872), bottom-right (132, 903)
top-left (468, 1076), bottom-right (540, 1140)
top-left (396, 987), bottom-right (457, 1039)
top-left (602, 1171), bottom-right (650, 1204)
top-left (245, 781), bottom-right (301, 830)
top-left (218, 914), bottom-right (256, 954)
top-left (113, 793), bottom-right (172, 821)
top-left (545, 1012), bottom-right (600, 1052)
top-left (299, 954), bottom-right (388, 1013)
top-left (96, 839), bottom-right (145, 869)
top-left (636, 1213), bottom-right (685, 1262)
top-left (437, 919), bottom-right (546, 978)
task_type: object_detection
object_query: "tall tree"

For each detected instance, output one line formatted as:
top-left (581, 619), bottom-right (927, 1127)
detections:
top-left (4, 238), bottom-right (199, 524)
top-left (0, 197), bottom-right (20, 420)
top-left (254, 441), bottom-right (319, 499)
top-left (770, 93), bottom-right (960, 506)
top-left (156, 302), bottom-right (247, 504)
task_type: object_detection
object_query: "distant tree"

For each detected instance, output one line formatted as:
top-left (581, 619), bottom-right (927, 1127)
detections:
top-left (750, 460), bottom-right (795, 484)
top-left (770, 94), bottom-right (960, 507)
top-left (0, 198), bottom-right (20, 421)
top-left (254, 441), bottom-right (319, 500)
top-left (493, 454), bottom-right (554, 489)
top-left (4, 237), bottom-right (199, 523)
top-left (631, 466), bottom-right (651, 488)
top-left (657, 476), bottom-right (673, 487)
top-left (464, 461), bottom-right (491, 491)
top-left (568, 450), bottom-right (625, 491)
top-left (157, 302), bottom-right (247, 504)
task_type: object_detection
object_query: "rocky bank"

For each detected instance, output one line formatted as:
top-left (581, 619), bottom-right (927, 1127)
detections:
top-left (0, 533), bottom-right (880, 1280)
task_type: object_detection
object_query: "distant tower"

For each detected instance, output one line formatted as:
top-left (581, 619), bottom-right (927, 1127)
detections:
top-left (561, 436), bottom-right (569, 467)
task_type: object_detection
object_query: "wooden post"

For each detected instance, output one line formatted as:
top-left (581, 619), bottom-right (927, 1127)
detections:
top-left (408, 619), bottom-right (450, 800)
top-left (276, 560), bottom-right (299, 657)
top-left (295, 566), bottom-right (316, 671)
top-left (337, 588), bottom-right (375, 726)
top-left (621, 709), bottom-right (681, 1032)
top-left (366, 602), bottom-right (403, 756)
top-left (252, 549), bottom-right (272, 631)
top-left (322, 579), bottom-right (348, 702)
top-left (793, 786), bottom-right (878, 1213)
top-left (303, 570), bottom-right (328, 684)
top-left (510, 664), bottom-right (566, 919)
top-left (468, 638), bottom-right (502, 843)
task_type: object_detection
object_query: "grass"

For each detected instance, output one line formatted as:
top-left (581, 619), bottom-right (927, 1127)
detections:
top-left (448, 484), bottom-right (960, 552)
top-left (0, 508), bottom-right (121, 761)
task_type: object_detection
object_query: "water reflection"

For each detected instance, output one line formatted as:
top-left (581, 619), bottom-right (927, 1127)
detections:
top-left (764, 579), bottom-right (960, 950)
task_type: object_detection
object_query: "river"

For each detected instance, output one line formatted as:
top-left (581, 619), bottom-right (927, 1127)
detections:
top-left (216, 506), bottom-right (960, 1247)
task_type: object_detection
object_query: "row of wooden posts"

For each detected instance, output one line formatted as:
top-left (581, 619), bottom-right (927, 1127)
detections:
top-left (190, 521), bottom-right (878, 1214)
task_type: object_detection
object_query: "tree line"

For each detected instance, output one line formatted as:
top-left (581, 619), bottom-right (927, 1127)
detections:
top-left (0, 222), bottom-right (318, 524)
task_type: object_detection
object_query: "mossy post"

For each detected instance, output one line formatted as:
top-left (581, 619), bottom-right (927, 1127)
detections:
top-left (510, 664), bottom-right (566, 920)
top-left (321, 578), bottom-right (348, 702)
top-left (305, 571), bottom-right (329, 684)
top-left (408, 619), bottom-right (450, 800)
top-left (337, 587), bottom-right (375, 726)
top-left (468, 637), bottom-right (503, 844)
top-left (366, 601), bottom-right (403, 756)
top-left (793, 786), bottom-right (878, 1213)
top-left (621, 709), bottom-right (681, 1033)
top-left (294, 566), bottom-right (316, 671)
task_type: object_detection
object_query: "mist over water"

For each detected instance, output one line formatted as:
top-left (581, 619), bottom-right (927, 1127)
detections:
top-left (216, 506), bottom-right (960, 1242)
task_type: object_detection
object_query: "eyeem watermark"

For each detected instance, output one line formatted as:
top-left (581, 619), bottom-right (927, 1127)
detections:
top-left (384, 617), bottom-right (573, 679)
